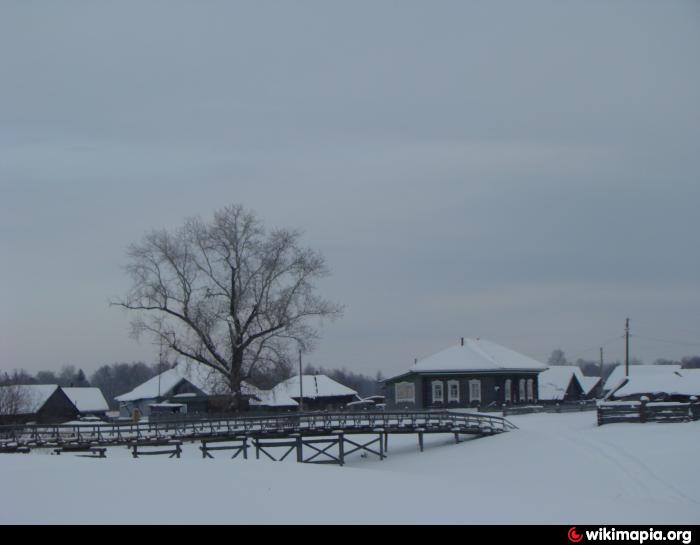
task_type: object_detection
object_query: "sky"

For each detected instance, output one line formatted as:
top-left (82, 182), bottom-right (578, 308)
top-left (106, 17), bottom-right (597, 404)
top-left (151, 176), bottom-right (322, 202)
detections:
top-left (1, 1), bottom-right (699, 379)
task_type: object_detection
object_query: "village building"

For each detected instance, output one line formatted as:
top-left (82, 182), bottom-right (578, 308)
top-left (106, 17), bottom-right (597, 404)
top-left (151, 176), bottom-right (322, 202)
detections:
top-left (263, 375), bottom-right (360, 411)
top-left (62, 387), bottom-right (110, 418)
top-left (537, 365), bottom-right (587, 403)
top-left (0, 385), bottom-right (79, 425)
top-left (602, 364), bottom-right (683, 397)
top-left (115, 363), bottom-right (218, 417)
top-left (383, 338), bottom-right (547, 410)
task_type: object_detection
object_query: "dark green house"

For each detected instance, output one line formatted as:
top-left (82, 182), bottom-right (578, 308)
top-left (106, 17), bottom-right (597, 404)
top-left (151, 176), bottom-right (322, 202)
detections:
top-left (384, 338), bottom-right (547, 410)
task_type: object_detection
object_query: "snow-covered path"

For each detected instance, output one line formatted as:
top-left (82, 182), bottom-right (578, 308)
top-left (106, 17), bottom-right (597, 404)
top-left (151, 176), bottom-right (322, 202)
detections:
top-left (1, 412), bottom-right (698, 524)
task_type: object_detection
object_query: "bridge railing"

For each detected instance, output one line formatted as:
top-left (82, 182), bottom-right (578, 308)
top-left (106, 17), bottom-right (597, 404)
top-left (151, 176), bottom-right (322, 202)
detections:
top-left (0, 410), bottom-right (516, 447)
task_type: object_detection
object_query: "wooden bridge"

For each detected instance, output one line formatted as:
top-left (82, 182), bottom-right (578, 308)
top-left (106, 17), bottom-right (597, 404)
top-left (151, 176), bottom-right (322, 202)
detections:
top-left (0, 410), bottom-right (517, 465)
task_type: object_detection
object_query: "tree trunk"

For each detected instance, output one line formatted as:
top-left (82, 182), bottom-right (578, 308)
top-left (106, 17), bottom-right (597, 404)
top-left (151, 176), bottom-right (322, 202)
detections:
top-left (228, 350), bottom-right (244, 412)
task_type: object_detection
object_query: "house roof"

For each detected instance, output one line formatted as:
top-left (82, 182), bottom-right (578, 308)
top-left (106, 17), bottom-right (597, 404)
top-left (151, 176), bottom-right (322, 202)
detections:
top-left (271, 375), bottom-right (358, 401)
top-left (609, 369), bottom-right (700, 398)
top-left (408, 339), bottom-right (547, 375)
top-left (115, 363), bottom-right (215, 402)
top-left (62, 388), bottom-right (110, 413)
top-left (603, 364), bottom-right (682, 392)
top-left (537, 366), bottom-right (584, 401)
top-left (0, 385), bottom-right (62, 415)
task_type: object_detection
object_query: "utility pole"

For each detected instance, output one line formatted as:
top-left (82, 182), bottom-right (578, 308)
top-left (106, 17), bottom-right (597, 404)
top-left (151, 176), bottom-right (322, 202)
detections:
top-left (600, 347), bottom-right (604, 378)
top-left (298, 349), bottom-right (304, 413)
top-left (625, 318), bottom-right (630, 378)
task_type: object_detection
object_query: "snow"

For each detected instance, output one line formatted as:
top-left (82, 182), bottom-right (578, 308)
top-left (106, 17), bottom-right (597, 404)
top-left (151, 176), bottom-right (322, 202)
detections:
top-left (1, 412), bottom-right (698, 524)
top-left (409, 338), bottom-right (547, 374)
top-left (537, 365), bottom-right (586, 401)
top-left (62, 388), bottom-right (109, 413)
top-left (0, 385), bottom-right (59, 414)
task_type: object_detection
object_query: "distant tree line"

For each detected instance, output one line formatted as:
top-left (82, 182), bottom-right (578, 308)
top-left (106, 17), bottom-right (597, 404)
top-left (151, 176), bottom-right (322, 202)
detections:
top-left (0, 360), bottom-right (384, 409)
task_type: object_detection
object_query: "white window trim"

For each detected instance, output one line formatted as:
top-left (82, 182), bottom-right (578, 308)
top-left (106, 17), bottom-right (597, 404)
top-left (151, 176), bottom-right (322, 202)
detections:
top-left (519, 379), bottom-right (526, 402)
top-left (469, 379), bottom-right (482, 403)
top-left (526, 378), bottom-right (534, 402)
top-left (395, 381), bottom-right (415, 404)
top-left (432, 380), bottom-right (444, 404)
top-left (447, 380), bottom-right (460, 403)
top-left (504, 379), bottom-right (512, 403)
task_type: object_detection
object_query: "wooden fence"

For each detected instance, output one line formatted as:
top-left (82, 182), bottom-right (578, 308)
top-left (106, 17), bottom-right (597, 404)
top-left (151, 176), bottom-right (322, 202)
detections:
top-left (597, 401), bottom-right (700, 426)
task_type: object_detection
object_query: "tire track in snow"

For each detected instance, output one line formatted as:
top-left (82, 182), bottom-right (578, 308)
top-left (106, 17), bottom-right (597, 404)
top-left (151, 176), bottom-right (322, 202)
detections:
top-left (593, 436), bottom-right (699, 506)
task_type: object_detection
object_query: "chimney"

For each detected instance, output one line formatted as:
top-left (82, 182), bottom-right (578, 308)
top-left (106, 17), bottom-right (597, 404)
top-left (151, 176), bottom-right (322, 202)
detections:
top-left (461, 337), bottom-right (464, 346)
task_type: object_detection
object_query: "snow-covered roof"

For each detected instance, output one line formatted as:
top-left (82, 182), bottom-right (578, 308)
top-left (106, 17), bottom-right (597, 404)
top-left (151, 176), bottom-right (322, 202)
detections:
top-left (538, 366), bottom-right (585, 401)
top-left (579, 376), bottom-right (602, 396)
top-left (272, 375), bottom-right (358, 401)
top-left (410, 339), bottom-right (547, 374)
top-left (0, 385), bottom-right (61, 415)
top-left (249, 388), bottom-right (299, 408)
top-left (610, 369), bottom-right (700, 398)
top-left (603, 364), bottom-right (682, 392)
top-left (62, 388), bottom-right (109, 413)
top-left (115, 363), bottom-right (215, 402)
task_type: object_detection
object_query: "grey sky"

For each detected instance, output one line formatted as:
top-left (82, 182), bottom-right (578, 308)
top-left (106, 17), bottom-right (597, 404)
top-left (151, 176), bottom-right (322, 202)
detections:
top-left (1, 1), bottom-right (699, 378)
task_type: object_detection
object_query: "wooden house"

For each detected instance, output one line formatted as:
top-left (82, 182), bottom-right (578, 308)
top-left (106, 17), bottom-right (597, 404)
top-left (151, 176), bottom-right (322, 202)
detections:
top-left (537, 365), bottom-right (587, 403)
top-left (384, 338), bottom-right (547, 410)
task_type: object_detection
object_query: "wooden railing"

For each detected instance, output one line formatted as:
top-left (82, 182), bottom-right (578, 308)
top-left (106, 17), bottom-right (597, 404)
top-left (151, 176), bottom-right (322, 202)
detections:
top-left (0, 410), bottom-right (517, 449)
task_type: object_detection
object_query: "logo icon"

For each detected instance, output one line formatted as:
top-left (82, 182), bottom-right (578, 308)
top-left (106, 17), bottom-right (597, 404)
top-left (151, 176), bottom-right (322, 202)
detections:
top-left (568, 527), bottom-right (584, 543)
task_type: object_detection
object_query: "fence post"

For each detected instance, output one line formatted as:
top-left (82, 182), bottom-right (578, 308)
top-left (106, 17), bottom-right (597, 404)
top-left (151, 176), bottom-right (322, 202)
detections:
top-left (639, 397), bottom-right (648, 423)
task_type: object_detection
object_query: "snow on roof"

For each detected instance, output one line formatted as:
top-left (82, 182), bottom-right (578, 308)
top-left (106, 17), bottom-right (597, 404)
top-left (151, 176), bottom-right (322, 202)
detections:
top-left (611, 369), bottom-right (700, 398)
top-left (411, 339), bottom-right (547, 374)
top-left (579, 376), bottom-right (602, 396)
top-left (603, 364), bottom-right (682, 392)
top-left (115, 363), bottom-right (215, 402)
top-left (0, 385), bottom-right (60, 414)
top-left (62, 388), bottom-right (109, 413)
top-left (249, 388), bottom-right (299, 408)
top-left (273, 375), bottom-right (358, 400)
top-left (537, 366), bottom-right (585, 401)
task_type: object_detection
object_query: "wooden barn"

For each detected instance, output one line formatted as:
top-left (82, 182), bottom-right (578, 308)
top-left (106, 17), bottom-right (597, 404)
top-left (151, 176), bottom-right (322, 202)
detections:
top-left (605, 368), bottom-right (700, 403)
top-left (384, 338), bottom-right (547, 410)
top-left (0, 385), bottom-right (79, 425)
top-left (537, 365), bottom-right (587, 403)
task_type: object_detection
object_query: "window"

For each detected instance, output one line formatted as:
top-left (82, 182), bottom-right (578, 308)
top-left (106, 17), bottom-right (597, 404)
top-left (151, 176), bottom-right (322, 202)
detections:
top-left (519, 379), bottom-right (526, 402)
top-left (448, 380), bottom-right (460, 403)
top-left (504, 379), bottom-right (512, 403)
top-left (469, 379), bottom-right (481, 403)
top-left (432, 381), bottom-right (444, 404)
top-left (527, 379), bottom-right (534, 402)
top-left (395, 382), bottom-right (415, 404)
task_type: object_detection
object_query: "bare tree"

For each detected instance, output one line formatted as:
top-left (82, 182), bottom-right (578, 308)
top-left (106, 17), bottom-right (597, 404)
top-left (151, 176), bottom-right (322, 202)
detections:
top-left (112, 205), bottom-right (343, 408)
top-left (0, 384), bottom-right (34, 418)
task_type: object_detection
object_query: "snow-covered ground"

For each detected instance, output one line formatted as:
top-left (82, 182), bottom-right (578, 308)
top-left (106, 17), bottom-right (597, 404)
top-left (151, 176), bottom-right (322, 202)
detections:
top-left (1, 412), bottom-right (698, 524)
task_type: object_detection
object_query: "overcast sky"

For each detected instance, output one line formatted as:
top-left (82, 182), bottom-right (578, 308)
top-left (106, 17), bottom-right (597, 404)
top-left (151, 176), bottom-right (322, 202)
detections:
top-left (1, 1), bottom-right (699, 379)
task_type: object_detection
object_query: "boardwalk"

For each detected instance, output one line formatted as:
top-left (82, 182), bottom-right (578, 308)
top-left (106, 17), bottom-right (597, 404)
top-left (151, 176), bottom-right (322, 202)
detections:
top-left (0, 411), bottom-right (516, 464)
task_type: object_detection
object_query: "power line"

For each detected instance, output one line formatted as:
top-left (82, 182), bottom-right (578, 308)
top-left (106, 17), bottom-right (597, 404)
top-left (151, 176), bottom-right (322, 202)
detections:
top-left (631, 334), bottom-right (700, 349)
